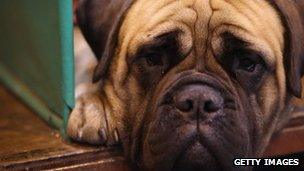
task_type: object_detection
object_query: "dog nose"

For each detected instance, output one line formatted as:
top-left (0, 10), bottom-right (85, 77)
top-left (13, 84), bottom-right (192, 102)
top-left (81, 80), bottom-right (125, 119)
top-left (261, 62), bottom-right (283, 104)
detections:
top-left (174, 85), bottom-right (223, 117)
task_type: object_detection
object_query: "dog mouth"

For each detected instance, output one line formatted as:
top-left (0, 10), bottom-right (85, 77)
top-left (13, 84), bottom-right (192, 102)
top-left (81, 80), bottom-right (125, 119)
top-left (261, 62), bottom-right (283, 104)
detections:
top-left (172, 140), bottom-right (221, 171)
top-left (143, 122), bottom-right (248, 171)
top-left (140, 72), bottom-right (251, 170)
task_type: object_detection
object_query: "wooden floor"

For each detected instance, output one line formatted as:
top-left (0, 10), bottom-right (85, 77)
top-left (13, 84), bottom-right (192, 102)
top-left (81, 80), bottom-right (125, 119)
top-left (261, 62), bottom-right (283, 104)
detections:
top-left (0, 84), bottom-right (129, 170)
top-left (0, 83), bottom-right (304, 170)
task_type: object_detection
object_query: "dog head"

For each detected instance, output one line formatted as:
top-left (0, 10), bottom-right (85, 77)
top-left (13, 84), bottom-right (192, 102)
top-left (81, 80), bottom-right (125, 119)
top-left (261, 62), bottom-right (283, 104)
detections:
top-left (77, 0), bottom-right (304, 170)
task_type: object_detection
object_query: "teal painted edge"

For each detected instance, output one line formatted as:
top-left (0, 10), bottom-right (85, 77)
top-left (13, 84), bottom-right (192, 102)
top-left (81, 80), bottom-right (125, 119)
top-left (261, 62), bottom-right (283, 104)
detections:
top-left (0, 63), bottom-right (63, 129)
top-left (58, 0), bottom-right (74, 136)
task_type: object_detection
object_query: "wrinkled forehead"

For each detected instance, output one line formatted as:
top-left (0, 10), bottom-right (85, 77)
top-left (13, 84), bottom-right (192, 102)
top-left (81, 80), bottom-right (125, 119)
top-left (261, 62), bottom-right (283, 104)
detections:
top-left (119, 0), bottom-right (284, 64)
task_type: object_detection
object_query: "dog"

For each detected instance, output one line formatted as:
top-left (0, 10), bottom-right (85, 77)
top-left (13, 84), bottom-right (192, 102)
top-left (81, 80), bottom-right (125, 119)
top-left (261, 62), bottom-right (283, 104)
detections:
top-left (67, 0), bottom-right (304, 170)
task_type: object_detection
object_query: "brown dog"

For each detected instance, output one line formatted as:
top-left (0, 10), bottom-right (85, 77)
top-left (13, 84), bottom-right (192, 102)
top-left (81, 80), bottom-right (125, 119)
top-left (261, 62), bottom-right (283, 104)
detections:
top-left (68, 0), bottom-right (304, 170)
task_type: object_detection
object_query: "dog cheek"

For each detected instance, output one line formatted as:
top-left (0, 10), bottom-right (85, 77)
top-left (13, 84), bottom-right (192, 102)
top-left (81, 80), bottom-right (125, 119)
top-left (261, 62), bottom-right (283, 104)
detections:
top-left (257, 75), bottom-right (281, 120)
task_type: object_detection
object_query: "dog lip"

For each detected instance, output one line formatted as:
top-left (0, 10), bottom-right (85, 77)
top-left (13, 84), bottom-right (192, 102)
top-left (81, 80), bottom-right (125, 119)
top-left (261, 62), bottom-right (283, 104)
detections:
top-left (144, 122), bottom-right (225, 170)
top-left (144, 106), bottom-right (246, 170)
top-left (172, 139), bottom-right (223, 171)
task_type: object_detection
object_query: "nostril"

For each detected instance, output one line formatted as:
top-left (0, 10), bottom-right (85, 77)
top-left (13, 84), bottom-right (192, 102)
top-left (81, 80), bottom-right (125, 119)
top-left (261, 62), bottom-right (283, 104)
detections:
top-left (204, 100), bottom-right (220, 113)
top-left (176, 99), bottom-right (193, 112)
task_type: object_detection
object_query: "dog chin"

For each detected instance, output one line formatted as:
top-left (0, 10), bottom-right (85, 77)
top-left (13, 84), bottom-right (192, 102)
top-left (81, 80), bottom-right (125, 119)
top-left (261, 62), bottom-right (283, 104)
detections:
top-left (142, 132), bottom-right (234, 171)
top-left (141, 106), bottom-right (251, 170)
top-left (140, 72), bottom-right (252, 170)
top-left (172, 140), bottom-right (221, 171)
top-left (141, 120), bottom-right (239, 170)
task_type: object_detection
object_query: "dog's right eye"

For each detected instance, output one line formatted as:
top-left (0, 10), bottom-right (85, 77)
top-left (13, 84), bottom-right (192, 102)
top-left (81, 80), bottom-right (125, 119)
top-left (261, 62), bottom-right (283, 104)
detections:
top-left (131, 30), bottom-right (186, 90)
top-left (145, 53), bottom-right (163, 66)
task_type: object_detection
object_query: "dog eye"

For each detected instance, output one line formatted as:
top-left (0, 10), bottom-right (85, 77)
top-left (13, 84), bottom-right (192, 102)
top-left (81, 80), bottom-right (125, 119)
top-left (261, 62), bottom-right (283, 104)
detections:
top-left (232, 51), bottom-right (263, 73)
top-left (145, 53), bottom-right (163, 66)
top-left (229, 51), bottom-right (267, 92)
top-left (237, 57), bottom-right (257, 72)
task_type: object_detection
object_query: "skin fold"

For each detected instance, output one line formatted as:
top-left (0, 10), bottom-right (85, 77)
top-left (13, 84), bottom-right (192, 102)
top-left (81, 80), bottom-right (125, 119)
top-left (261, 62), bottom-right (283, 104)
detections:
top-left (68, 0), bottom-right (304, 170)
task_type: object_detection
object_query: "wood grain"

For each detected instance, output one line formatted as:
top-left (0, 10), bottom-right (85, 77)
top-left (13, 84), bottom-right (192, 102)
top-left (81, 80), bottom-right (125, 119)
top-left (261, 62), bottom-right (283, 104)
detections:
top-left (0, 83), bottom-right (304, 170)
top-left (0, 84), bottom-right (128, 170)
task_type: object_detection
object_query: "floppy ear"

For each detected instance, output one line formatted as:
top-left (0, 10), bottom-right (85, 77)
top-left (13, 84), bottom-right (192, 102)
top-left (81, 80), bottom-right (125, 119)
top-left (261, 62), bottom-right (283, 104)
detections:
top-left (76, 0), bottom-right (133, 82)
top-left (271, 0), bottom-right (304, 98)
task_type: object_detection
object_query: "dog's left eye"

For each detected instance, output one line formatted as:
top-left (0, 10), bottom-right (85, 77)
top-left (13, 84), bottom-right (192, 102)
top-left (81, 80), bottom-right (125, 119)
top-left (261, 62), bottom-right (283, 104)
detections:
top-left (219, 49), bottom-right (267, 92)
top-left (232, 51), bottom-right (266, 91)
top-left (232, 51), bottom-right (264, 73)
top-left (237, 56), bottom-right (257, 72)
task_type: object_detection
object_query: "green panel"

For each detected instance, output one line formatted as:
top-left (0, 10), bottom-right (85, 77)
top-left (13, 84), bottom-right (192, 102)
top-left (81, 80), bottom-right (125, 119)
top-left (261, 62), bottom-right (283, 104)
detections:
top-left (59, 0), bottom-right (74, 132)
top-left (0, 0), bottom-right (74, 131)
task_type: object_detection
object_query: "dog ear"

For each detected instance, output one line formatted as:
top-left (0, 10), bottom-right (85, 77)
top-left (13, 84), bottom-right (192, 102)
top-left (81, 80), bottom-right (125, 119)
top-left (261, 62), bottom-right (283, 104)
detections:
top-left (271, 0), bottom-right (304, 98)
top-left (76, 0), bottom-right (133, 83)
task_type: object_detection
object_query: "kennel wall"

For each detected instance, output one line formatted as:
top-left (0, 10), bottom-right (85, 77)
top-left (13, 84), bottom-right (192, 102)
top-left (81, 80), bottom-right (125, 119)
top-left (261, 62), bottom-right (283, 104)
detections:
top-left (0, 0), bottom-right (74, 134)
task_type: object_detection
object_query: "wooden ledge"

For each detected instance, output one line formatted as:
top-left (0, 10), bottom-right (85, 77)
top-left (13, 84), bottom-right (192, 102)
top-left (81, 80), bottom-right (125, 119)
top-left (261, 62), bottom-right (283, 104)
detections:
top-left (1, 84), bottom-right (304, 170)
